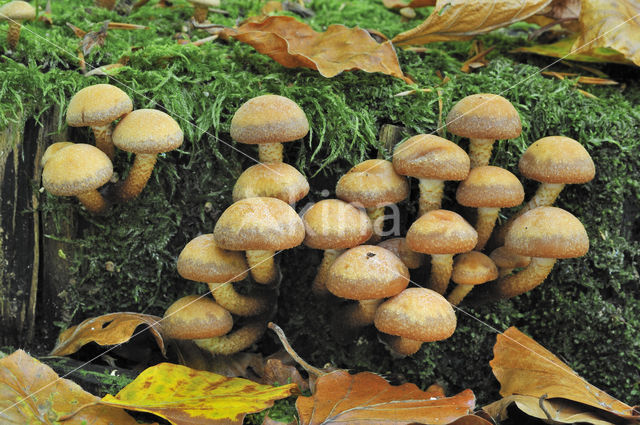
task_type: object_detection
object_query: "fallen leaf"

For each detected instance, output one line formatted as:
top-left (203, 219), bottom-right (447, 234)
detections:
top-left (490, 327), bottom-right (639, 421)
top-left (50, 312), bottom-right (165, 356)
top-left (392, 0), bottom-right (552, 46)
top-left (545, 0), bottom-right (581, 20)
top-left (512, 35), bottom-right (635, 64)
top-left (222, 16), bottom-right (411, 82)
top-left (383, 0), bottom-right (436, 9)
top-left (0, 350), bottom-right (146, 425)
top-left (107, 22), bottom-right (149, 30)
top-left (296, 370), bottom-right (477, 425)
top-left (461, 46), bottom-right (495, 72)
top-left (100, 362), bottom-right (297, 425)
top-left (541, 71), bottom-right (619, 84)
top-left (66, 22), bottom-right (86, 38)
top-left (262, 358), bottom-right (309, 392)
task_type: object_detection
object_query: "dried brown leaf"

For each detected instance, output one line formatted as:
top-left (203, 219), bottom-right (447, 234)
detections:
top-left (383, 0), bottom-right (436, 9)
top-left (262, 358), bottom-right (309, 392)
top-left (82, 21), bottom-right (109, 56)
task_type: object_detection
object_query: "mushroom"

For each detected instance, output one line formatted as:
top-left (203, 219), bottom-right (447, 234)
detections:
top-left (112, 109), bottom-right (184, 201)
top-left (193, 316), bottom-right (270, 355)
top-left (177, 234), bottom-right (272, 316)
top-left (230, 95), bottom-right (309, 163)
top-left (66, 84), bottom-right (133, 160)
top-left (42, 143), bottom-right (113, 213)
top-left (489, 246), bottom-right (530, 277)
top-left (162, 295), bottom-right (233, 340)
top-left (336, 159), bottom-right (409, 242)
top-left (490, 206), bottom-right (589, 299)
top-left (406, 210), bottom-right (477, 295)
top-left (377, 237), bottom-right (425, 270)
top-left (41, 142), bottom-right (74, 168)
top-left (447, 251), bottom-right (498, 305)
top-left (446, 94), bottom-right (521, 168)
top-left (374, 288), bottom-right (456, 356)
top-left (214, 197), bottom-right (305, 284)
top-left (455, 165), bottom-right (524, 250)
top-left (233, 162), bottom-right (309, 205)
top-left (188, 0), bottom-right (220, 22)
top-left (0, 1), bottom-right (35, 50)
top-left (302, 199), bottom-right (373, 296)
top-left (392, 134), bottom-right (470, 216)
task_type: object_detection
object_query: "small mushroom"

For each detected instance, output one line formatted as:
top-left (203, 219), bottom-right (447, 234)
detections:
top-left (188, 0), bottom-right (220, 22)
top-left (66, 84), bottom-right (133, 159)
top-left (0, 1), bottom-right (35, 50)
top-left (446, 94), bottom-right (521, 168)
top-left (162, 295), bottom-right (233, 340)
top-left (489, 246), bottom-right (530, 277)
top-left (112, 109), bottom-right (184, 201)
top-left (42, 143), bottom-right (113, 213)
top-left (233, 162), bottom-right (309, 205)
top-left (447, 251), bottom-right (498, 305)
top-left (377, 237), bottom-right (425, 270)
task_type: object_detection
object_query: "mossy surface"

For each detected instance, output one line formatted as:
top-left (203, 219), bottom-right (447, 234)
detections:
top-left (1, 0), bottom-right (639, 414)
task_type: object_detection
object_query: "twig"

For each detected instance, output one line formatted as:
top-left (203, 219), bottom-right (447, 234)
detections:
top-left (268, 322), bottom-right (327, 378)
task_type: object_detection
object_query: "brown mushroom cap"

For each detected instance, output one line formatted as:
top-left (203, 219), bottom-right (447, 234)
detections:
top-left (505, 206), bottom-right (589, 259)
top-left (41, 142), bottom-right (74, 168)
top-left (406, 210), bottom-right (477, 255)
top-left (518, 136), bottom-right (595, 184)
top-left (302, 199), bottom-right (372, 250)
top-left (489, 246), bottom-right (530, 269)
top-left (336, 159), bottom-right (409, 208)
top-left (456, 165), bottom-right (524, 207)
top-left (66, 84), bottom-right (133, 127)
top-left (230, 95), bottom-right (309, 145)
top-left (42, 144), bottom-right (112, 196)
top-left (214, 197), bottom-right (305, 251)
top-left (392, 134), bottom-right (470, 180)
top-left (374, 288), bottom-right (456, 342)
top-left (326, 245), bottom-right (409, 300)
top-left (162, 295), bottom-right (233, 340)
top-left (452, 251), bottom-right (498, 285)
top-left (113, 109), bottom-right (184, 154)
top-left (446, 94), bottom-right (521, 140)
top-left (233, 162), bottom-right (309, 204)
top-left (377, 237), bottom-right (424, 269)
top-left (0, 1), bottom-right (35, 20)
top-left (177, 234), bottom-right (249, 283)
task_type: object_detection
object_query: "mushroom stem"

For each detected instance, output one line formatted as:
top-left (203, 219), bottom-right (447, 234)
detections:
top-left (418, 178), bottom-right (444, 216)
top-left (311, 249), bottom-right (343, 296)
top-left (192, 4), bottom-right (209, 22)
top-left (7, 20), bottom-right (21, 50)
top-left (76, 190), bottom-right (109, 214)
top-left (91, 124), bottom-right (115, 160)
top-left (258, 143), bottom-right (283, 163)
top-left (379, 332), bottom-right (422, 356)
top-left (342, 299), bottom-right (383, 328)
top-left (429, 254), bottom-right (453, 295)
top-left (468, 138), bottom-right (495, 168)
top-left (116, 153), bottom-right (158, 202)
top-left (194, 319), bottom-right (267, 355)
top-left (366, 206), bottom-right (385, 242)
top-left (446, 284), bottom-right (475, 306)
top-left (207, 282), bottom-right (271, 316)
top-left (492, 257), bottom-right (556, 299)
top-left (245, 250), bottom-right (277, 284)
top-left (475, 207), bottom-right (499, 250)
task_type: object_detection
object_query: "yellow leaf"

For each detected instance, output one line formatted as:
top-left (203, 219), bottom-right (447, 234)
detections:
top-left (100, 362), bottom-right (297, 425)
top-left (512, 35), bottom-right (634, 64)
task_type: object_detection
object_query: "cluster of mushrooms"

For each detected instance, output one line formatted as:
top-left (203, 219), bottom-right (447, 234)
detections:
top-left (42, 90), bottom-right (594, 358)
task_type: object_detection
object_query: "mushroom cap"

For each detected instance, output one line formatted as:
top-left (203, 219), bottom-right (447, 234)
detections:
top-left (41, 142), bottom-right (74, 168)
top-left (456, 165), bottom-right (524, 208)
top-left (336, 159), bottom-right (409, 208)
top-left (451, 251), bottom-right (498, 285)
top-left (302, 199), bottom-right (372, 250)
top-left (162, 295), bottom-right (233, 340)
top-left (230, 95), bottom-right (309, 145)
top-left (42, 144), bottom-right (113, 196)
top-left (233, 163), bottom-right (309, 204)
top-left (489, 246), bottom-right (531, 269)
top-left (518, 136), bottom-right (595, 184)
top-left (113, 109), bottom-right (184, 154)
top-left (446, 94), bottom-right (521, 140)
top-left (374, 288), bottom-right (456, 342)
top-left (66, 84), bottom-right (133, 127)
top-left (177, 234), bottom-right (249, 283)
top-left (326, 245), bottom-right (409, 300)
top-left (505, 206), bottom-right (589, 259)
top-left (377, 237), bottom-right (425, 269)
top-left (0, 1), bottom-right (35, 20)
top-left (406, 210), bottom-right (477, 255)
top-left (392, 134), bottom-right (470, 180)
top-left (214, 197), bottom-right (305, 251)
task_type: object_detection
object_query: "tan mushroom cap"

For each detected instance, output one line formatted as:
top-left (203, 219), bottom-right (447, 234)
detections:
top-left (230, 95), bottom-right (309, 145)
top-left (66, 84), bottom-right (133, 127)
top-left (519, 136), bottom-right (595, 184)
top-left (162, 295), bottom-right (233, 340)
top-left (326, 245), bottom-right (409, 300)
top-left (303, 199), bottom-right (372, 250)
top-left (0, 1), bottom-right (35, 20)
top-left (214, 197), bottom-right (305, 251)
top-left (392, 134), bottom-right (470, 180)
top-left (233, 162), bottom-right (309, 204)
top-left (406, 210), bottom-right (477, 255)
top-left (452, 251), bottom-right (498, 285)
top-left (377, 237), bottom-right (424, 269)
top-left (42, 144), bottom-right (112, 196)
top-left (456, 166), bottom-right (524, 207)
top-left (41, 142), bottom-right (74, 168)
top-left (446, 94), bottom-right (521, 140)
top-left (374, 288), bottom-right (456, 342)
top-left (505, 207), bottom-right (589, 259)
top-left (489, 246), bottom-right (530, 269)
top-left (177, 234), bottom-right (249, 283)
top-left (113, 109), bottom-right (184, 154)
top-left (336, 159), bottom-right (409, 208)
